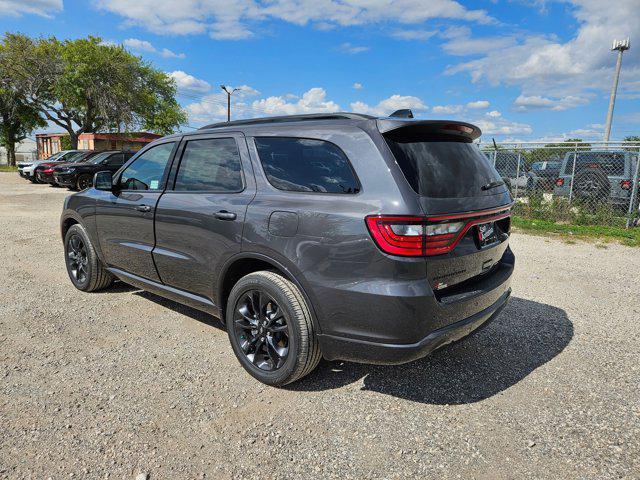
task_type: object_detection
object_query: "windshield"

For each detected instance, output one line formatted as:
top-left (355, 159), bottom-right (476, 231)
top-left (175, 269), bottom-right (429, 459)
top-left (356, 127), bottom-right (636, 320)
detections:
top-left (563, 152), bottom-right (627, 176)
top-left (66, 152), bottom-right (89, 163)
top-left (532, 161), bottom-right (561, 171)
top-left (87, 152), bottom-right (113, 164)
top-left (46, 152), bottom-right (64, 162)
top-left (385, 136), bottom-right (503, 198)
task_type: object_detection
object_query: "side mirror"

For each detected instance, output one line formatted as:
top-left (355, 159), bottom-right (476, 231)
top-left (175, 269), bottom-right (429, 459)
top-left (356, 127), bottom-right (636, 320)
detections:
top-left (94, 171), bottom-right (113, 191)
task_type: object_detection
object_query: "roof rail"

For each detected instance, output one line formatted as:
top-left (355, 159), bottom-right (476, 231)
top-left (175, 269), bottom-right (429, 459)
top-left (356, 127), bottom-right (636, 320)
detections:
top-left (199, 112), bottom-right (375, 130)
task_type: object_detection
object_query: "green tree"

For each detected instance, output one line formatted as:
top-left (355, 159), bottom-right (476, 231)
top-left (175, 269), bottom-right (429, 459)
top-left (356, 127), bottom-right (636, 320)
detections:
top-left (0, 37), bottom-right (46, 166)
top-left (623, 136), bottom-right (640, 153)
top-left (1, 33), bottom-right (186, 149)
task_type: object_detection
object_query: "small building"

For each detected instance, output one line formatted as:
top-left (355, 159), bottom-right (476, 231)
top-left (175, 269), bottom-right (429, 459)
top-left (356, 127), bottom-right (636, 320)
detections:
top-left (0, 138), bottom-right (37, 165)
top-left (36, 132), bottom-right (162, 159)
top-left (36, 133), bottom-right (67, 159)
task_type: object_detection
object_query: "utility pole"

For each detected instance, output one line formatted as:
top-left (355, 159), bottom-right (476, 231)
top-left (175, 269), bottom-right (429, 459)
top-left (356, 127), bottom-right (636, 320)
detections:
top-left (603, 38), bottom-right (630, 141)
top-left (220, 85), bottom-right (240, 122)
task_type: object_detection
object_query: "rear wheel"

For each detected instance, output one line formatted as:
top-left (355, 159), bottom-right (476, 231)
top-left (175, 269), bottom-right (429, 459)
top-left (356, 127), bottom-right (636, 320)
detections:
top-left (64, 224), bottom-right (114, 292)
top-left (76, 174), bottom-right (93, 191)
top-left (226, 271), bottom-right (321, 386)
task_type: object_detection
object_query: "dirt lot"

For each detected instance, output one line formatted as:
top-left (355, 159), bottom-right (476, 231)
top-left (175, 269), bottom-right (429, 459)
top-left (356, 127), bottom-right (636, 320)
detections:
top-left (1, 172), bottom-right (639, 479)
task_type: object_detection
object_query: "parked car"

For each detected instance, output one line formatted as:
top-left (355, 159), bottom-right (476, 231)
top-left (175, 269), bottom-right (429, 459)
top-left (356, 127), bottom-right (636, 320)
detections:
top-left (484, 151), bottom-right (528, 191)
top-left (553, 151), bottom-right (639, 208)
top-left (54, 150), bottom-right (135, 190)
top-left (526, 160), bottom-right (562, 191)
top-left (36, 151), bottom-right (97, 185)
top-left (18, 150), bottom-right (87, 183)
top-left (60, 112), bottom-right (514, 386)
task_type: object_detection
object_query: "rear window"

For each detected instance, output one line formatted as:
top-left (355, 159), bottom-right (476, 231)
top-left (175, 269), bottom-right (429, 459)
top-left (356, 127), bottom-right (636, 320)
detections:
top-left (385, 136), bottom-right (503, 198)
top-left (563, 152), bottom-right (627, 176)
top-left (255, 137), bottom-right (360, 194)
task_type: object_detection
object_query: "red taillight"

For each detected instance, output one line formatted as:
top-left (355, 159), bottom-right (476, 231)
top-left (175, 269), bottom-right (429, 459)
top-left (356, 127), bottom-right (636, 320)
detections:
top-left (621, 180), bottom-right (632, 190)
top-left (44, 168), bottom-right (54, 173)
top-left (365, 216), bottom-right (426, 256)
top-left (365, 208), bottom-right (511, 257)
top-left (556, 178), bottom-right (564, 187)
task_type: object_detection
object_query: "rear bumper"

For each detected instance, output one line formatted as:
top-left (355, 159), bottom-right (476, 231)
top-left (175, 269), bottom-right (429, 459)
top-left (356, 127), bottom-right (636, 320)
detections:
top-left (319, 288), bottom-right (511, 364)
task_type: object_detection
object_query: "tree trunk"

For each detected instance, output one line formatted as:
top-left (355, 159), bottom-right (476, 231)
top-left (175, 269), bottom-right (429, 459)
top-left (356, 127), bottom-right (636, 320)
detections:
top-left (68, 132), bottom-right (79, 150)
top-left (7, 141), bottom-right (16, 166)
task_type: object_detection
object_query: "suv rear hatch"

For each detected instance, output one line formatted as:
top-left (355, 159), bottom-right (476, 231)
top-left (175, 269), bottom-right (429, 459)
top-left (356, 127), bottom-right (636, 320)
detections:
top-left (370, 119), bottom-right (513, 295)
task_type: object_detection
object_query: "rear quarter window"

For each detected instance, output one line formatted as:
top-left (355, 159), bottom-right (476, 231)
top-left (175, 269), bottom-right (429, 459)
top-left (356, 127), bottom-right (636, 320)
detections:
top-left (254, 137), bottom-right (360, 194)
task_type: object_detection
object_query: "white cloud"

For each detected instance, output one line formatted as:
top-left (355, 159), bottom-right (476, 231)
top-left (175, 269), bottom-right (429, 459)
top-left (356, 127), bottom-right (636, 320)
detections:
top-left (95, 0), bottom-right (494, 39)
top-left (123, 38), bottom-right (186, 58)
top-left (514, 94), bottom-right (589, 111)
top-left (486, 110), bottom-right (501, 118)
top-left (391, 30), bottom-right (436, 41)
top-left (339, 43), bottom-right (369, 54)
top-left (444, 0), bottom-right (640, 102)
top-left (353, 82), bottom-right (363, 90)
top-left (185, 87), bottom-right (338, 124)
top-left (169, 71), bottom-right (211, 94)
top-left (252, 87), bottom-right (340, 115)
top-left (351, 94), bottom-right (427, 117)
top-left (467, 100), bottom-right (490, 109)
top-left (0, 0), bottom-right (61, 17)
top-left (440, 26), bottom-right (516, 56)
top-left (475, 118), bottom-right (533, 136)
top-left (432, 104), bottom-right (463, 115)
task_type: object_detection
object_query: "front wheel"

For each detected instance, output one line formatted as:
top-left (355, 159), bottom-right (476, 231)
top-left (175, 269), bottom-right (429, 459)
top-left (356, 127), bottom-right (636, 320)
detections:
top-left (64, 224), bottom-right (114, 292)
top-left (226, 271), bottom-right (321, 386)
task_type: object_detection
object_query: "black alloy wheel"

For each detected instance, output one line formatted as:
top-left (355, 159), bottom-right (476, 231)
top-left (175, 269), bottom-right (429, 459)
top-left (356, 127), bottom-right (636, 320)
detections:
top-left (66, 234), bottom-right (88, 284)
top-left (63, 224), bottom-right (114, 292)
top-left (226, 271), bottom-right (321, 386)
top-left (233, 290), bottom-right (290, 371)
top-left (77, 174), bottom-right (93, 191)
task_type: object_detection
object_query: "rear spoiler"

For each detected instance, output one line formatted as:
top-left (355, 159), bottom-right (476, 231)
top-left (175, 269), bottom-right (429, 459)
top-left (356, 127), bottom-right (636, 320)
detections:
top-left (377, 119), bottom-right (482, 141)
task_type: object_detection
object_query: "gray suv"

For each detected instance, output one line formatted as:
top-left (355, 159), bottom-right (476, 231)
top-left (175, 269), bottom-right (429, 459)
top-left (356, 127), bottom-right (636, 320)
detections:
top-left (60, 112), bottom-right (514, 386)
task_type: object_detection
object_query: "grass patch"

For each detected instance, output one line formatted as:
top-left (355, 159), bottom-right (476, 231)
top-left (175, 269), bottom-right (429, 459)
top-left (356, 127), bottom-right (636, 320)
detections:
top-left (512, 216), bottom-right (640, 247)
top-left (0, 165), bottom-right (18, 172)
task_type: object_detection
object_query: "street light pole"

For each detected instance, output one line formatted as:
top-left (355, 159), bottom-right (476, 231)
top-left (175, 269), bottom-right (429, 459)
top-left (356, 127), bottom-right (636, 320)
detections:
top-left (220, 85), bottom-right (240, 122)
top-left (603, 38), bottom-right (630, 142)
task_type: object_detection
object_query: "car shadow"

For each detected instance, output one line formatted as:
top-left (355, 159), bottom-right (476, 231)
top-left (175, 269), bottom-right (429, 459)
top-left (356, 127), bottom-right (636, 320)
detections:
top-left (133, 290), bottom-right (225, 331)
top-left (289, 297), bottom-right (573, 404)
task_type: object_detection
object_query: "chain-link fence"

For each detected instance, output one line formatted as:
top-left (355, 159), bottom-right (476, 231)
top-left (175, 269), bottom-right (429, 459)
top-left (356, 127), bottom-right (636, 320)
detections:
top-left (480, 141), bottom-right (640, 228)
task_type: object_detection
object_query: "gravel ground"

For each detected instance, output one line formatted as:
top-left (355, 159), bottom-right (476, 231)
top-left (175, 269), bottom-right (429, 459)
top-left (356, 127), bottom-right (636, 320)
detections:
top-left (1, 172), bottom-right (639, 480)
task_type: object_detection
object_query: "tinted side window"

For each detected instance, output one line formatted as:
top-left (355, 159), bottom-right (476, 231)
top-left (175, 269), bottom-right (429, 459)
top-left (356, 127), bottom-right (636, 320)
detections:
top-left (119, 143), bottom-right (175, 191)
top-left (105, 154), bottom-right (124, 166)
top-left (174, 138), bottom-right (243, 192)
top-left (255, 137), bottom-right (359, 194)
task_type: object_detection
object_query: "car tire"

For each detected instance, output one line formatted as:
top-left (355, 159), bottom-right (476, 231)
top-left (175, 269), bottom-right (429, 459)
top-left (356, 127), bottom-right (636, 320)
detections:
top-left (64, 224), bottom-right (114, 292)
top-left (226, 271), bottom-right (321, 386)
top-left (76, 174), bottom-right (93, 191)
top-left (29, 175), bottom-right (39, 184)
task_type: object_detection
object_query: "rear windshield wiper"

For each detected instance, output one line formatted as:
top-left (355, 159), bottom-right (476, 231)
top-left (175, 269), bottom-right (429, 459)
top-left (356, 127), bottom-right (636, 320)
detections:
top-left (481, 180), bottom-right (505, 191)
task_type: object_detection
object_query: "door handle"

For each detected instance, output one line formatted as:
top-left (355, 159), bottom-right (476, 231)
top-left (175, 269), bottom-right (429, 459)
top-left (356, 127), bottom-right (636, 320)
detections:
top-left (214, 210), bottom-right (237, 221)
top-left (136, 205), bottom-right (152, 212)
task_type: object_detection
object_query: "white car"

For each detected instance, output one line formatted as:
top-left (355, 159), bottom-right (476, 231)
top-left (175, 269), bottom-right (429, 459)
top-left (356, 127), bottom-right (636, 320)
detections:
top-left (18, 151), bottom-right (84, 183)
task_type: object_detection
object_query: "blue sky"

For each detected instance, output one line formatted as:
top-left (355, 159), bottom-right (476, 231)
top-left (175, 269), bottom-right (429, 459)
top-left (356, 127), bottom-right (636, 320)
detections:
top-left (1, 0), bottom-right (638, 142)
